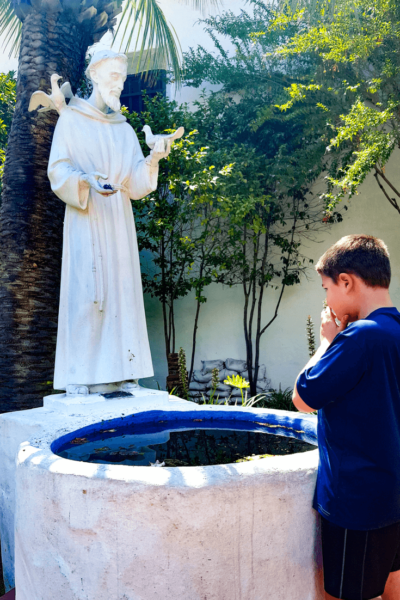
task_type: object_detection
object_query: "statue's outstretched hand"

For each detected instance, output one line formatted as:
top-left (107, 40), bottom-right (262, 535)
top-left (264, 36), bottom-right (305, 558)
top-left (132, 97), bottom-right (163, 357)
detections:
top-left (80, 172), bottom-right (119, 196)
top-left (147, 138), bottom-right (172, 166)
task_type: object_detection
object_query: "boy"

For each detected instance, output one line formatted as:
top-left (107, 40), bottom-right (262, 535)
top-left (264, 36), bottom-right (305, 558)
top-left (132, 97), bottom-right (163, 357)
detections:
top-left (292, 234), bottom-right (400, 600)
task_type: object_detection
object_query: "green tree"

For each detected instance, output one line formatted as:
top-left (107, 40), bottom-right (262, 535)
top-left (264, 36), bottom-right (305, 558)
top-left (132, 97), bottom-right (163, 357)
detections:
top-left (0, 0), bottom-right (216, 413)
top-left (271, 0), bottom-right (400, 217)
top-left (210, 142), bottom-right (325, 396)
top-left (275, 0), bottom-right (362, 25)
top-left (184, 1), bottom-right (337, 395)
top-left (126, 94), bottom-right (232, 381)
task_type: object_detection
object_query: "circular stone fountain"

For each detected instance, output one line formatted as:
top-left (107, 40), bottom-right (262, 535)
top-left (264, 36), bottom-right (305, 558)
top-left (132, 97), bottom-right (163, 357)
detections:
top-left (14, 402), bottom-right (323, 600)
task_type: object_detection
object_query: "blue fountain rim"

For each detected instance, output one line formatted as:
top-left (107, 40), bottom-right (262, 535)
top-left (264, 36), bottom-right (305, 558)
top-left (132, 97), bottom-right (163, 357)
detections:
top-left (51, 408), bottom-right (318, 456)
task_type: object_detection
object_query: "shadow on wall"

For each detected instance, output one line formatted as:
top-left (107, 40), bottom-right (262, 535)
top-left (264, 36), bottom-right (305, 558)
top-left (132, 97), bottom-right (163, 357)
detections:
top-left (189, 358), bottom-right (270, 402)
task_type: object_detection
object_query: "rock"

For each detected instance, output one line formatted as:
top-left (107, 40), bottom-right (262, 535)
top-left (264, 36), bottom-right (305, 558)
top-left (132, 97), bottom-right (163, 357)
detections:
top-left (201, 359), bottom-right (224, 374)
top-left (225, 358), bottom-right (247, 372)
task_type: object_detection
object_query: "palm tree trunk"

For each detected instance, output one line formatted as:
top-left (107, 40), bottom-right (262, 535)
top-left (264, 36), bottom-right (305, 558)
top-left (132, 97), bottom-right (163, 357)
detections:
top-left (0, 10), bottom-right (89, 412)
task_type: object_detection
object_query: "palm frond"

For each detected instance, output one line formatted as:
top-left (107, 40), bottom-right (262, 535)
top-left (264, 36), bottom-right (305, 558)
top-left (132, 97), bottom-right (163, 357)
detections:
top-left (1, 0), bottom-right (221, 79)
top-left (115, 0), bottom-right (183, 84)
top-left (115, 0), bottom-right (221, 86)
top-left (176, 0), bottom-right (221, 13)
top-left (0, 0), bottom-right (21, 57)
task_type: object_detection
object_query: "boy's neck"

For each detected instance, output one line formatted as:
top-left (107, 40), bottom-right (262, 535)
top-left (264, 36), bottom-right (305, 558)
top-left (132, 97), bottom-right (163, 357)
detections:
top-left (357, 288), bottom-right (394, 320)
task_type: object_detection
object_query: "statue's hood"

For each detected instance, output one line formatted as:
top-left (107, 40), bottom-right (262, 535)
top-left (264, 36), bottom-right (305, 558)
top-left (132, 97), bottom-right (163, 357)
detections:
top-left (67, 97), bottom-right (127, 124)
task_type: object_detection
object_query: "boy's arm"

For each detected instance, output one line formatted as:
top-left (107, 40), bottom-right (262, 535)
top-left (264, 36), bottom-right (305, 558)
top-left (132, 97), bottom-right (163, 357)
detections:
top-left (293, 309), bottom-right (349, 413)
top-left (293, 340), bottom-right (330, 412)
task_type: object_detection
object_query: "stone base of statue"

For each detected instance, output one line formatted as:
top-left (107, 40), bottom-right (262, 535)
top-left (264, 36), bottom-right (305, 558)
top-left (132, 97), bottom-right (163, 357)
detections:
top-left (0, 387), bottom-right (189, 592)
top-left (43, 387), bottom-right (170, 415)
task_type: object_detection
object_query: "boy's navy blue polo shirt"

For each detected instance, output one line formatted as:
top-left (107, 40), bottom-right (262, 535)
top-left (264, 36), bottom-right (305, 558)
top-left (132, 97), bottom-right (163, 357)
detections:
top-left (297, 307), bottom-right (400, 531)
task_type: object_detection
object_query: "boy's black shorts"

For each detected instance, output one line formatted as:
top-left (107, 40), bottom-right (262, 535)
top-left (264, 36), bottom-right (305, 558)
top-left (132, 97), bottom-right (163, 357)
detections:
top-left (321, 515), bottom-right (400, 599)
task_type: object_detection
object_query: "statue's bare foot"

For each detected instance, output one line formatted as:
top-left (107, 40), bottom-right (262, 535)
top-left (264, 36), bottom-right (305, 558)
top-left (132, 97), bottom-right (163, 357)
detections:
top-left (118, 380), bottom-right (140, 393)
top-left (66, 384), bottom-right (89, 396)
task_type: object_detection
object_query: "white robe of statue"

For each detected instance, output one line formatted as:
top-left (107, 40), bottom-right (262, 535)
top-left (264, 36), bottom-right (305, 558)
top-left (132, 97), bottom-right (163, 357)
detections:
top-left (48, 96), bottom-right (157, 390)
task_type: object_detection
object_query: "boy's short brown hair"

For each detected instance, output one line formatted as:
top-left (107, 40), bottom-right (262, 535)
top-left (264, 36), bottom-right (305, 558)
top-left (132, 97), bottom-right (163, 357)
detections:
top-left (316, 234), bottom-right (391, 288)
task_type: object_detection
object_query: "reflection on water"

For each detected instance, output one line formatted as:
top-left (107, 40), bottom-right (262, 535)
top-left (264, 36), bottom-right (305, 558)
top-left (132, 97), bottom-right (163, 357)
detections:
top-left (57, 427), bottom-right (314, 467)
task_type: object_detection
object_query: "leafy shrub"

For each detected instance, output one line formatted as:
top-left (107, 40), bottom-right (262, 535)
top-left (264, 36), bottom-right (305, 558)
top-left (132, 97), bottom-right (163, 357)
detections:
top-left (265, 386), bottom-right (296, 411)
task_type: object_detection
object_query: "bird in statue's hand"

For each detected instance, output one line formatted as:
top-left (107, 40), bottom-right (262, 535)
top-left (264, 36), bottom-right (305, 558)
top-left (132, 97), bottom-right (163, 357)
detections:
top-left (142, 124), bottom-right (185, 152)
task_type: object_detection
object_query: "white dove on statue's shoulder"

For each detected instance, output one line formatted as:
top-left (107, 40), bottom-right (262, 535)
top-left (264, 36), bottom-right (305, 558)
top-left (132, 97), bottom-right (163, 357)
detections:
top-left (142, 125), bottom-right (185, 150)
top-left (28, 73), bottom-right (73, 116)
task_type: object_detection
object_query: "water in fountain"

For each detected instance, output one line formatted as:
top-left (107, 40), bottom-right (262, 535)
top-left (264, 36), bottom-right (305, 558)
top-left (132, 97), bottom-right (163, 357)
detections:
top-left (54, 413), bottom-right (316, 467)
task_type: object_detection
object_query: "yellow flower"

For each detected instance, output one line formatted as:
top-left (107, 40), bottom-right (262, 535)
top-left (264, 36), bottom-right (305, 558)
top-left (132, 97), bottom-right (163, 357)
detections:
top-left (224, 374), bottom-right (250, 389)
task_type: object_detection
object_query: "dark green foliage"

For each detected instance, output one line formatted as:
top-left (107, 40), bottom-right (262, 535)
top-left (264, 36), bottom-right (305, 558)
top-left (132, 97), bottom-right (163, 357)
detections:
top-left (0, 71), bottom-right (16, 196)
top-left (184, 2), bottom-right (328, 186)
top-left (306, 315), bottom-right (316, 357)
top-left (211, 367), bottom-right (219, 391)
top-left (183, 1), bottom-right (338, 395)
top-left (125, 94), bottom-right (233, 374)
top-left (272, 0), bottom-right (400, 217)
top-left (125, 96), bottom-right (196, 356)
top-left (266, 385), bottom-right (295, 411)
top-left (178, 347), bottom-right (189, 399)
top-left (209, 367), bottom-right (219, 403)
top-left (0, 71), bottom-right (15, 147)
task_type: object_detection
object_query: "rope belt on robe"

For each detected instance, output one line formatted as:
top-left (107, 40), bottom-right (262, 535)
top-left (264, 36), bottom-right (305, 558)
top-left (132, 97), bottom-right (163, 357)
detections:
top-left (89, 185), bottom-right (128, 312)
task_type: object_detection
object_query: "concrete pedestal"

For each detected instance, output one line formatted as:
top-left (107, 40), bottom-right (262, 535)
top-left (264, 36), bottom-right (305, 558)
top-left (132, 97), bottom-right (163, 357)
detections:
top-left (1, 396), bottom-right (322, 599)
top-left (0, 389), bottom-right (180, 592)
top-left (43, 388), bottom-right (170, 414)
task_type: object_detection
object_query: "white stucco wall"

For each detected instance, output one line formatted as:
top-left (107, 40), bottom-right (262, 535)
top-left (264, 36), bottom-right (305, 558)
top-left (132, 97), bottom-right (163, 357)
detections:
top-left (143, 149), bottom-right (400, 391)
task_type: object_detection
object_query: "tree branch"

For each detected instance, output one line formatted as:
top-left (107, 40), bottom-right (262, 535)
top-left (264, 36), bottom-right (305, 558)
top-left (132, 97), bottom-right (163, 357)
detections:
top-left (374, 165), bottom-right (400, 201)
top-left (374, 170), bottom-right (400, 214)
top-left (259, 203), bottom-right (298, 338)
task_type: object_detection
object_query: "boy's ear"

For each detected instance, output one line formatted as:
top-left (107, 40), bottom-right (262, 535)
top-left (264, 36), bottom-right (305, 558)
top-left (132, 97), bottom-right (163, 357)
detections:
top-left (338, 272), bottom-right (355, 291)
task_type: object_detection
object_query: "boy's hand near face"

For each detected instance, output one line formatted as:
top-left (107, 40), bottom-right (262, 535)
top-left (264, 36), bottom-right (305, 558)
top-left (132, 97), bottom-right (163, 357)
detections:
top-left (320, 307), bottom-right (350, 344)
